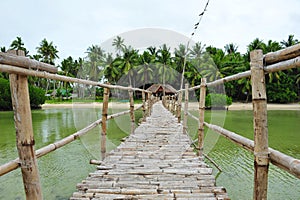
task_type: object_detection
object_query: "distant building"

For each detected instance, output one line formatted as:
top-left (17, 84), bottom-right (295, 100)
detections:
top-left (147, 84), bottom-right (177, 98)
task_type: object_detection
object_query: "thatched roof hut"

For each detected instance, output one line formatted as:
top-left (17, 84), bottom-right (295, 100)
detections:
top-left (147, 84), bottom-right (177, 97)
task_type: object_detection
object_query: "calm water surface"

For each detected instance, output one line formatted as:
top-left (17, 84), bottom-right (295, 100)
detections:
top-left (0, 108), bottom-right (299, 199)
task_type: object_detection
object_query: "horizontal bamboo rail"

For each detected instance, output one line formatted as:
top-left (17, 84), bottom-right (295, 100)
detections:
top-left (203, 122), bottom-right (300, 179)
top-left (0, 105), bottom-right (143, 176)
top-left (264, 43), bottom-right (300, 65)
top-left (0, 64), bottom-right (151, 93)
top-left (0, 52), bottom-right (57, 73)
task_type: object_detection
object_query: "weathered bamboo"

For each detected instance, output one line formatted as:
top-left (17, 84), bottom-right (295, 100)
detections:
top-left (0, 63), bottom-right (151, 93)
top-left (129, 89), bottom-right (135, 134)
top-left (8, 50), bottom-right (43, 199)
top-left (264, 43), bottom-right (300, 65)
top-left (142, 91), bottom-right (146, 122)
top-left (0, 51), bottom-right (57, 73)
top-left (176, 92), bottom-right (182, 123)
top-left (147, 93), bottom-right (151, 116)
top-left (89, 160), bottom-right (102, 165)
top-left (0, 106), bottom-right (143, 176)
top-left (251, 50), bottom-right (269, 200)
top-left (264, 56), bottom-right (300, 73)
top-left (198, 78), bottom-right (206, 157)
top-left (203, 122), bottom-right (300, 179)
top-left (183, 84), bottom-right (189, 134)
top-left (101, 87), bottom-right (110, 160)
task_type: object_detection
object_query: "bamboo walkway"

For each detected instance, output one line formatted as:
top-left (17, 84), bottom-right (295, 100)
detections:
top-left (70, 102), bottom-right (229, 200)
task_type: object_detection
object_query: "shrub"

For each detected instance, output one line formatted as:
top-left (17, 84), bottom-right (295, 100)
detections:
top-left (0, 78), bottom-right (46, 110)
top-left (205, 93), bottom-right (232, 109)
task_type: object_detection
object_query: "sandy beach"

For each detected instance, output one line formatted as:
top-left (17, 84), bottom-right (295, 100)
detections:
top-left (41, 102), bottom-right (300, 110)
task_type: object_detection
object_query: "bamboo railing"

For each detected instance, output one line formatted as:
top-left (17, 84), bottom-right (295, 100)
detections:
top-left (0, 50), bottom-right (153, 200)
top-left (180, 44), bottom-right (300, 200)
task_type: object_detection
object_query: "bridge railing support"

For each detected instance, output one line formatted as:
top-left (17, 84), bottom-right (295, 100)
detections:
top-left (183, 83), bottom-right (189, 134)
top-left (198, 78), bottom-right (206, 158)
top-left (129, 88), bottom-right (135, 134)
top-left (8, 50), bottom-right (43, 200)
top-left (101, 86), bottom-right (110, 160)
top-left (177, 92), bottom-right (182, 123)
top-left (250, 50), bottom-right (270, 200)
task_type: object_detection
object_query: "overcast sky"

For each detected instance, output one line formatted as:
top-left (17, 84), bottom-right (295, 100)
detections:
top-left (1, 0), bottom-right (300, 61)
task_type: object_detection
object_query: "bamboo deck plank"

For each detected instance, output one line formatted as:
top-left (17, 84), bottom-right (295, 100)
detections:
top-left (70, 102), bottom-right (229, 200)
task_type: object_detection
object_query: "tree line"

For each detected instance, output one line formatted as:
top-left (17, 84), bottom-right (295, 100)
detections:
top-left (1, 34), bottom-right (299, 108)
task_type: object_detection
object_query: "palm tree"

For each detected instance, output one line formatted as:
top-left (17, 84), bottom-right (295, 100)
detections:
top-left (190, 42), bottom-right (205, 59)
top-left (280, 35), bottom-right (299, 47)
top-left (10, 36), bottom-right (29, 55)
top-left (36, 38), bottom-right (59, 65)
top-left (157, 44), bottom-right (172, 96)
top-left (112, 36), bottom-right (125, 56)
top-left (85, 45), bottom-right (105, 81)
top-left (137, 51), bottom-right (154, 89)
top-left (114, 48), bottom-right (139, 86)
top-left (224, 43), bottom-right (238, 54)
top-left (104, 53), bottom-right (120, 84)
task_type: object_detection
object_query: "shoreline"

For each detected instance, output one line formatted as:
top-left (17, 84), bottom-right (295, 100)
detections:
top-left (41, 102), bottom-right (300, 110)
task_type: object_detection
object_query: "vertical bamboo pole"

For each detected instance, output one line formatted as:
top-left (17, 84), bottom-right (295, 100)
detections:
top-left (198, 78), bottom-right (206, 158)
top-left (250, 50), bottom-right (269, 200)
top-left (142, 91), bottom-right (146, 122)
top-left (101, 86), bottom-right (109, 160)
top-left (8, 50), bottom-right (43, 199)
top-left (147, 92), bottom-right (151, 116)
top-left (177, 92), bottom-right (182, 123)
top-left (129, 88), bottom-right (135, 134)
top-left (183, 83), bottom-right (189, 134)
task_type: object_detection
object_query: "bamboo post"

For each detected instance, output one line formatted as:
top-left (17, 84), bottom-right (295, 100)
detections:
top-left (250, 50), bottom-right (269, 200)
top-left (8, 50), bottom-right (43, 199)
top-left (142, 91), bottom-right (146, 122)
top-left (147, 92), bottom-right (151, 116)
top-left (198, 78), bottom-right (206, 158)
top-left (176, 92), bottom-right (182, 123)
top-left (101, 86), bottom-right (109, 160)
top-left (183, 84), bottom-right (189, 134)
top-left (129, 88), bottom-right (135, 134)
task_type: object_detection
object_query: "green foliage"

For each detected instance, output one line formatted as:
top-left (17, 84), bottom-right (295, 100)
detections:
top-left (205, 93), bottom-right (232, 108)
top-left (0, 78), bottom-right (12, 110)
top-left (29, 85), bottom-right (46, 108)
top-left (0, 78), bottom-right (46, 110)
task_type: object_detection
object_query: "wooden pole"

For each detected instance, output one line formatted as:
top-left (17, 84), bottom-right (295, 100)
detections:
top-left (176, 92), bottom-right (182, 123)
top-left (183, 83), bottom-right (189, 134)
top-left (147, 93), bottom-right (151, 116)
top-left (198, 78), bottom-right (206, 158)
top-left (129, 88), bottom-right (135, 134)
top-left (142, 91), bottom-right (146, 122)
top-left (8, 50), bottom-right (43, 199)
top-left (101, 87), bottom-right (109, 160)
top-left (250, 50), bottom-right (269, 200)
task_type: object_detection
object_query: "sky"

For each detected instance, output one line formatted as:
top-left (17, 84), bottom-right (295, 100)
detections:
top-left (1, 0), bottom-right (300, 62)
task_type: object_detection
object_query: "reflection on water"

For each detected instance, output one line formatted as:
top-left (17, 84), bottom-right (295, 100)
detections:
top-left (0, 108), bottom-right (299, 199)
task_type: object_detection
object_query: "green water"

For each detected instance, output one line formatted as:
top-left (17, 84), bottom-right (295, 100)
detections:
top-left (188, 110), bottom-right (300, 200)
top-left (0, 108), bottom-right (299, 199)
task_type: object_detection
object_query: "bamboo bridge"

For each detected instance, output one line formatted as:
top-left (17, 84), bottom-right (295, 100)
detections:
top-left (71, 102), bottom-right (228, 200)
top-left (0, 45), bottom-right (300, 200)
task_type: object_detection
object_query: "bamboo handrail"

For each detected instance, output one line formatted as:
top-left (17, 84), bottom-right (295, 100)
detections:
top-left (0, 64), bottom-right (151, 93)
top-left (0, 105), bottom-right (143, 176)
top-left (264, 43), bottom-right (300, 65)
top-left (0, 52), bottom-right (58, 73)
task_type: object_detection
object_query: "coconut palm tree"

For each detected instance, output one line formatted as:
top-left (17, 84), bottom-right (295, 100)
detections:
top-left (85, 45), bottom-right (105, 81)
top-left (280, 35), bottom-right (299, 47)
top-left (112, 36), bottom-right (126, 56)
top-left (137, 51), bottom-right (154, 89)
top-left (224, 43), bottom-right (238, 54)
top-left (190, 42), bottom-right (205, 59)
top-left (10, 36), bottom-right (29, 55)
top-left (36, 38), bottom-right (59, 65)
